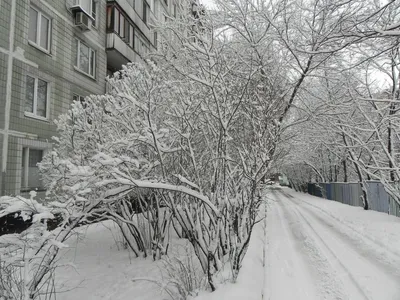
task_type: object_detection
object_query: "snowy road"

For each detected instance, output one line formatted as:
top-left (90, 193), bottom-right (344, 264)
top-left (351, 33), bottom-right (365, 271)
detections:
top-left (265, 188), bottom-right (400, 300)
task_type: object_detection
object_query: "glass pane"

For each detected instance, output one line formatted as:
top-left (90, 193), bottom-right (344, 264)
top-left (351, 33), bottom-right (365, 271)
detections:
top-left (37, 79), bottom-right (47, 117)
top-left (79, 42), bottom-right (90, 73)
top-left (125, 21), bottom-right (129, 41)
top-left (80, 96), bottom-right (87, 108)
top-left (134, 35), bottom-right (139, 52)
top-left (120, 15), bottom-right (125, 37)
top-left (82, 0), bottom-right (91, 14)
top-left (29, 149), bottom-right (43, 167)
top-left (29, 8), bottom-right (38, 43)
top-left (28, 149), bottom-right (43, 189)
top-left (130, 26), bottom-right (134, 48)
top-left (106, 6), bottom-right (112, 30)
top-left (75, 39), bottom-right (79, 67)
top-left (25, 76), bottom-right (35, 113)
top-left (40, 16), bottom-right (49, 50)
top-left (90, 50), bottom-right (95, 76)
top-left (114, 9), bottom-right (119, 33)
top-left (92, 0), bottom-right (96, 26)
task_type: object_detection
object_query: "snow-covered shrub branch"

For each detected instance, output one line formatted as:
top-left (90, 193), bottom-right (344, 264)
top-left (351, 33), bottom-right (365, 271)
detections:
top-left (0, 192), bottom-right (70, 299)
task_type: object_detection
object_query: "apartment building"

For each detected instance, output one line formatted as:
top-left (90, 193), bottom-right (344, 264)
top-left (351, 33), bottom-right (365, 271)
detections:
top-left (0, 0), bottom-right (199, 198)
top-left (0, 0), bottom-right (108, 198)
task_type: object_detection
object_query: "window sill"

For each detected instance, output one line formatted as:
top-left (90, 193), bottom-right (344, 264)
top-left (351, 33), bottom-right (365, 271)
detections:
top-left (21, 188), bottom-right (46, 193)
top-left (74, 66), bottom-right (96, 81)
top-left (24, 112), bottom-right (50, 122)
top-left (28, 41), bottom-right (52, 56)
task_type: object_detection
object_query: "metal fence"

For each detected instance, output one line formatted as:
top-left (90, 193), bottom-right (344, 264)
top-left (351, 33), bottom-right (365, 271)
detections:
top-left (307, 181), bottom-right (400, 217)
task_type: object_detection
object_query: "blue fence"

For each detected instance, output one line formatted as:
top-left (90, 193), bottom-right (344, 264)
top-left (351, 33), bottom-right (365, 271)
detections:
top-left (307, 181), bottom-right (400, 217)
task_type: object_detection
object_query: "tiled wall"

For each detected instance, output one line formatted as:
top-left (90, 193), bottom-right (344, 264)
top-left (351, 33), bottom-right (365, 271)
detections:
top-left (0, 0), bottom-right (107, 196)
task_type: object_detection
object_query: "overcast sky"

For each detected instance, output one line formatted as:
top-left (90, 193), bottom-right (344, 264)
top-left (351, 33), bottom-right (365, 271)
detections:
top-left (200, 0), bottom-right (216, 9)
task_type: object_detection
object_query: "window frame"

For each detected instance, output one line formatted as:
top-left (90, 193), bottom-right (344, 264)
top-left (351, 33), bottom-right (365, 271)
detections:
top-left (24, 75), bottom-right (50, 120)
top-left (20, 147), bottom-right (45, 192)
top-left (28, 6), bottom-right (52, 53)
top-left (75, 39), bottom-right (96, 78)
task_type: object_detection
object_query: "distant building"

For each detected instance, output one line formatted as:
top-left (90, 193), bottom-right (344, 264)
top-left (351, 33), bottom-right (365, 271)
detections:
top-left (0, 0), bottom-right (196, 198)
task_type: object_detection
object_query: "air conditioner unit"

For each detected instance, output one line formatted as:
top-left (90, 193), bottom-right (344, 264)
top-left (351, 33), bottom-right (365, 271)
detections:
top-left (74, 12), bottom-right (91, 31)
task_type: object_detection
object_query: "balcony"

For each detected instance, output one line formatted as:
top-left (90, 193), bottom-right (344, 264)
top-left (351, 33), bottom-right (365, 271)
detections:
top-left (106, 32), bottom-right (143, 71)
top-left (107, 0), bottom-right (151, 41)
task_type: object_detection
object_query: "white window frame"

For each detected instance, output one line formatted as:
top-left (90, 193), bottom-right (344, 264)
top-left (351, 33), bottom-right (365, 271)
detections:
top-left (25, 75), bottom-right (50, 120)
top-left (28, 6), bottom-right (52, 53)
top-left (75, 39), bottom-right (96, 78)
top-left (20, 147), bottom-right (45, 192)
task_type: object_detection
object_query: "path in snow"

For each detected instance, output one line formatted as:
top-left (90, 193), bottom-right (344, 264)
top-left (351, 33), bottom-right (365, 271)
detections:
top-left (265, 188), bottom-right (400, 300)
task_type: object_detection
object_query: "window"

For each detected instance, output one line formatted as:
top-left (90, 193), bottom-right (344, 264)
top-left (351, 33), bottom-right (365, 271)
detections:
top-left (25, 75), bottom-right (48, 119)
top-left (73, 94), bottom-right (85, 105)
top-left (154, 31), bottom-right (158, 48)
top-left (75, 39), bottom-right (96, 77)
top-left (21, 148), bottom-right (44, 191)
top-left (143, 2), bottom-right (148, 25)
top-left (91, 0), bottom-right (97, 27)
top-left (119, 14), bottom-right (125, 38)
top-left (29, 7), bottom-right (51, 52)
top-left (129, 25), bottom-right (134, 48)
top-left (106, 5), bottom-right (113, 30)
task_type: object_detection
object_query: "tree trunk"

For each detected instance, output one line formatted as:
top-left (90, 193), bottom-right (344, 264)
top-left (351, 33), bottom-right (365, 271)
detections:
top-left (342, 158), bottom-right (348, 182)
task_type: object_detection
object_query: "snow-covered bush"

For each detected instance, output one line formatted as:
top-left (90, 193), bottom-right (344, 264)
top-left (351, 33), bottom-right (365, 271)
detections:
top-left (0, 192), bottom-right (65, 300)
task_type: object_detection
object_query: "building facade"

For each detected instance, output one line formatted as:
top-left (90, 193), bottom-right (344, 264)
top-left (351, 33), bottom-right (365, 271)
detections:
top-left (0, 0), bottom-right (191, 198)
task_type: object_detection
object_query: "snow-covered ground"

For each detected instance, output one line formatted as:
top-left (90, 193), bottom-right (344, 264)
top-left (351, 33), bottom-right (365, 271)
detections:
top-left (54, 187), bottom-right (400, 299)
top-left (55, 221), bottom-right (166, 300)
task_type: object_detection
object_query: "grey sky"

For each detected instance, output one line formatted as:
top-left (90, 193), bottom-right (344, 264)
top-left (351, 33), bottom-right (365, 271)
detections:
top-left (199, 0), bottom-right (216, 9)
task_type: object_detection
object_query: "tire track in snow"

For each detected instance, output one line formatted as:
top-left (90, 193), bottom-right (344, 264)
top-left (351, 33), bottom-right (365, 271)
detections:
top-left (282, 189), bottom-right (400, 261)
top-left (295, 198), bottom-right (400, 279)
top-left (265, 191), bottom-right (320, 300)
top-left (272, 190), bottom-right (358, 300)
top-left (279, 191), bottom-right (400, 300)
top-left (279, 189), bottom-right (400, 279)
